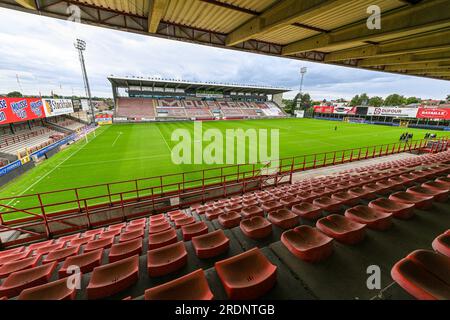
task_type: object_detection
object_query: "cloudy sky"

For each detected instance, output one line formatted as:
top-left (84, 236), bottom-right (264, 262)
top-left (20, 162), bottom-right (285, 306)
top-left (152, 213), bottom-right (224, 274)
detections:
top-left (0, 7), bottom-right (448, 101)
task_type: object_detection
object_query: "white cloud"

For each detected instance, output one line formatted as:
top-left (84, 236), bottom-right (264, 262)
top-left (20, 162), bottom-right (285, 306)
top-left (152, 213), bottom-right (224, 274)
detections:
top-left (0, 7), bottom-right (448, 101)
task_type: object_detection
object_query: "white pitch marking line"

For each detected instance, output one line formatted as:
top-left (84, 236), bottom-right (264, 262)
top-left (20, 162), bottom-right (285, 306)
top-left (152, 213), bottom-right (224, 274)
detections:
top-left (157, 126), bottom-right (172, 152)
top-left (2, 126), bottom-right (110, 209)
top-left (111, 132), bottom-right (123, 147)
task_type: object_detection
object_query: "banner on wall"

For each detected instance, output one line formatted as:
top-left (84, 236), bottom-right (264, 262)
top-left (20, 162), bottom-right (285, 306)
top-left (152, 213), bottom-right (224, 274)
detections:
top-left (313, 106), bottom-right (335, 114)
top-left (333, 106), bottom-right (357, 115)
top-left (95, 114), bottom-right (113, 125)
top-left (367, 107), bottom-right (418, 118)
top-left (0, 97), bottom-right (46, 125)
top-left (416, 108), bottom-right (450, 120)
top-left (42, 99), bottom-right (74, 117)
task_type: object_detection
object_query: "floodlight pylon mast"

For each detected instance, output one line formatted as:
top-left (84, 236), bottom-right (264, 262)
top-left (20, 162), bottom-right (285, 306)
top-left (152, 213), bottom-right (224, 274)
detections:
top-left (74, 38), bottom-right (95, 124)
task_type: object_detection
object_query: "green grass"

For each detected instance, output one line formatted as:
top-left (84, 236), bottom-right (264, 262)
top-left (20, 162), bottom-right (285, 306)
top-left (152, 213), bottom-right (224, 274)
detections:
top-left (0, 118), bottom-right (445, 221)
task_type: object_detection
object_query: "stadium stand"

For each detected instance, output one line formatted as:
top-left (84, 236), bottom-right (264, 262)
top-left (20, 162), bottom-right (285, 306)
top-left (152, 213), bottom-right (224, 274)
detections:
top-left (115, 97), bottom-right (284, 120)
top-left (45, 116), bottom-right (87, 131)
top-left (0, 149), bottom-right (448, 300)
top-left (115, 98), bottom-right (156, 119)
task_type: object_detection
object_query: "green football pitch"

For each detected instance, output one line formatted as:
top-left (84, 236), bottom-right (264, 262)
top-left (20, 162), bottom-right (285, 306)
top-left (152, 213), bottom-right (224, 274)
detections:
top-left (0, 118), bottom-right (446, 221)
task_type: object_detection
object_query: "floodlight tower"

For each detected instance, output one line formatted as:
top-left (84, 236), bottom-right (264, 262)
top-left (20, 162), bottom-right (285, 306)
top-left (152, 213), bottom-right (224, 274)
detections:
top-left (74, 38), bottom-right (95, 124)
top-left (297, 67), bottom-right (307, 110)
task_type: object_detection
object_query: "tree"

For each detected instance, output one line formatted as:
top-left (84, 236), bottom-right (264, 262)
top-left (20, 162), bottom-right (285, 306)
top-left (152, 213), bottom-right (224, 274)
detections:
top-left (6, 91), bottom-right (23, 97)
top-left (368, 96), bottom-right (384, 107)
top-left (384, 94), bottom-right (405, 106)
top-left (446, 94), bottom-right (450, 101)
top-left (406, 97), bottom-right (420, 105)
top-left (350, 93), bottom-right (369, 106)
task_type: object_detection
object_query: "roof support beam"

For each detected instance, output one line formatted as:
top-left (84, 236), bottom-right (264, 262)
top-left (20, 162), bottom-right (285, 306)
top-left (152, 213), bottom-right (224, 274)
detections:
top-left (14, 0), bottom-right (36, 10)
top-left (225, 0), bottom-right (344, 46)
top-left (384, 62), bottom-right (450, 71)
top-left (358, 50), bottom-right (450, 67)
top-left (148, 0), bottom-right (169, 33)
top-left (282, 0), bottom-right (450, 55)
top-left (324, 29), bottom-right (450, 62)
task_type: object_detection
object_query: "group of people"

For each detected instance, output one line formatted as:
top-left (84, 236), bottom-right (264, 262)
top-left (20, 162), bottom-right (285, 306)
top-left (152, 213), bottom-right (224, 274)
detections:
top-left (400, 132), bottom-right (413, 142)
top-left (424, 132), bottom-right (437, 139)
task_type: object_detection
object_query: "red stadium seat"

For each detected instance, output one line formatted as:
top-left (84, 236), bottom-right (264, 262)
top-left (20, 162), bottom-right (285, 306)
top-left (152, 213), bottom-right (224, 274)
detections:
top-left (369, 198), bottom-right (415, 220)
top-left (261, 200), bottom-right (284, 213)
top-left (174, 216), bottom-right (196, 229)
top-left (389, 192), bottom-right (433, 210)
top-left (344, 205), bottom-right (392, 230)
top-left (107, 222), bottom-right (126, 231)
top-left (391, 250), bottom-right (450, 300)
top-left (0, 255), bottom-right (41, 279)
top-left (316, 214), bottom-right (366, 245)
top-left (58, 249), bottom-right (103, 278)
top-left (144, 269), bottom-right (213, 300)
top-left (279, 195), bottom-right (302, 208)
top-left (84, 237), bottom-right (114, 252)
top-left (56, 234), bottom-right (80, 244)
top-left (432, 230), bottom-right (450, 257)
top-left (224, 202), bottom-right (242, 214)
top-left (168, 214), bottom-right (186, 224)
top-left (313, 196), bottom-right (342, 213)
top-left (348, 186), bottom-right (374, 200)
top-left (35, 242), bottom-right (65, 256)
top-left (67, 235), bottom-right (95, 247)
top-left (331, 191), bottom-right (359, 206)
top-left (291, 202), bottom-right (322, 220)
top-left (119, 229), bottom-right (144, 243)
top-left (151, 217), bottom-right (168, 224)
top-left (218, 211), bottom-right (241, 228)
top-left (267, 209), bottom-right (298, 229)
top-left (242, 199), bottom-right (258, 206)
top-left (87, 255), bottom-right (139, 299)
top-left (205, 208), bottom-right (223, 221)
top-left (148, 222), bottom-right (172, 234)
top-left (192, 230), bottom-right (230, 259)
top-left (436, 176), bottom-right (450, 186)
top-left (422, 180), bottom-right (449, 192)
top-left (151, 213), bottom-right (167, 220)
top-left (240, 216), bottom-right (272, 239)
top-left (99, 229), bottom-right (121, 239)
top-left (408, 185), bottom-right (448, 203)
top-left (18, 278), bottom-right (76, 300)
top-left (281, 226), bottom-right (334, 262)
top-left (147, 241), bottom-right (187, 277)
top-left (125, 223), bottom-right (145, 232)
top-left (83, 229), bottom-right (104, 237)
top-left (296, 191), bottom-right (317, 203)
top-left (42, 245), bottom-right (80, 264)
top-left (28, 240), bottom-right (54, 251)
top-left (215, 247), bottom-right (277, 299)
top-left (148, 228), bottom-right (178, 250)
top-left (0, 262), bottom-right (57, 298)
top-left (0, 250), bottom-right (31, 266)
top-left (129, 217), bottom-right (147, 225)
top-left (241, 205), bottom-right (264, 218)
top-left (181, 221), bottom-right (208, 241)
top-left (0, 246), bottom-right (25, 259)
top-left (109, 238), bottom-right (143, 263)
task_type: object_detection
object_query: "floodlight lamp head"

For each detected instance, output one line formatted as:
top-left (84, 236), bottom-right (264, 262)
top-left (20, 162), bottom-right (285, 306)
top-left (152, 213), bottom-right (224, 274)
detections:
top-left (75, 39), bottom-right (86, 50)
top-left (300, 67), bottom-right (307, 75)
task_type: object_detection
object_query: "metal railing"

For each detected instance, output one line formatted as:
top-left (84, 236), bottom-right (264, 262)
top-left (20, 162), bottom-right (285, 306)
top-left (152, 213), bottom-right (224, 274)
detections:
top-left (0, 138), bottom-right (447, 247)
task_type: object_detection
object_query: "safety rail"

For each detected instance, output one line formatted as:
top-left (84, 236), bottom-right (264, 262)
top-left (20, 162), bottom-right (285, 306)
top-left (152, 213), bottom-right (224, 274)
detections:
top-left (0, 138), bottom-right (447, 248)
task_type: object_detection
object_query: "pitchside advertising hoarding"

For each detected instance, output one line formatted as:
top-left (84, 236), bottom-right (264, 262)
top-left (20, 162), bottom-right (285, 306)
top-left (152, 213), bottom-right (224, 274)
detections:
top-left (416, 108), bottom-right (450, 120)
top-left (0, 97), bottom-right (75, 125)
top-left (42, 98), bottom-right (74, 117)
top-left (0, 97), bottom-right (46, 124)
top-left (313, 106), bottom-right (335, 114)
top-left (367, 107), bottom-right (418, 118)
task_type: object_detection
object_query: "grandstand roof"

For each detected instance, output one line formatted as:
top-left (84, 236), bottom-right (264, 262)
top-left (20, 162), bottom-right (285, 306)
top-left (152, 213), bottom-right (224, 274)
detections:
top-left (2, 0), bottom-right (450, 82)
top-left (107, 76), bottom-right (290, 94)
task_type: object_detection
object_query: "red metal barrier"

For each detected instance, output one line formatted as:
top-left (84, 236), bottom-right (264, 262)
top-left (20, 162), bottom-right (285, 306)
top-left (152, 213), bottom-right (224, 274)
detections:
top-left (0, 138), bottom-right (447, 248)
